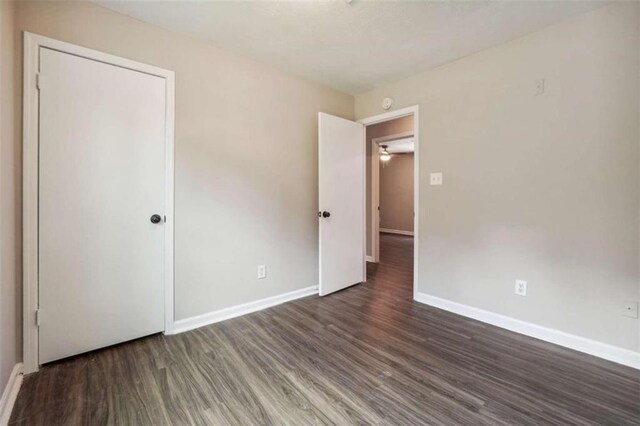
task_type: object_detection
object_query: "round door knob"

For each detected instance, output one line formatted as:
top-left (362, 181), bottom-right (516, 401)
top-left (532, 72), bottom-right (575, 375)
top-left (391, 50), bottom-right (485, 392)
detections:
top-left (150, 214), bottom-right (163, 224)
top-left (322, 211), bottom-right (331, 218)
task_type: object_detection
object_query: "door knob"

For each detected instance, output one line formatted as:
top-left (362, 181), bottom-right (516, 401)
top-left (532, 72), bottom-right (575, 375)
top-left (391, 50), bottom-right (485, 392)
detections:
top-left (318, 211), bottom-right (331, 218)
top-left (150, 214), bottom-right (163, 224)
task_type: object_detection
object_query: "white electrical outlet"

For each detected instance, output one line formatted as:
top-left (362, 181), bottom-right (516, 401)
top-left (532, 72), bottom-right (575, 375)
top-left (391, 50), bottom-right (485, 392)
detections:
top-left (515, 280), bottom-right (527, 296)
top-left (622, 301), bottom-right (638, 319)
top-left (430, 172), bottom-right (443, 186)
top-left (257, 264), bottom-right (267, 280)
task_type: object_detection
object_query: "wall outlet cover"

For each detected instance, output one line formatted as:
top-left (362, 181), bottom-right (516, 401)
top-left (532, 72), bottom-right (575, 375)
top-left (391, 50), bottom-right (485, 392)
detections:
top-left (515, 280), bottom-right (527, 296)
top-left (430, 172), bottom-right (443, 186)
top-left (257, 264), bottom-right (267, 280)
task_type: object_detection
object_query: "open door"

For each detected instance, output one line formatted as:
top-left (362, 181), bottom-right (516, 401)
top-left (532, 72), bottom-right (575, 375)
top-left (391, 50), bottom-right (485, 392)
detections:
top-left (318, 113), bottom-right (365, 296)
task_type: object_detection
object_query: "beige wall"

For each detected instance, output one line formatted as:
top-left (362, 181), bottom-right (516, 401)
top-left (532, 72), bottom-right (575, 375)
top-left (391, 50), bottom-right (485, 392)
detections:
top-left (365, 115), bottom-right (413, 256)
top-left (2, 1), bottom-right (638, 384)
top-left (0, 0), bottom-right (20, 392)
top-left (380, 153), bottom-right (414, 233)
top-left (356, 3), bottom-right (640, 352)
top-left (13, 1), bottom-right (354, 322)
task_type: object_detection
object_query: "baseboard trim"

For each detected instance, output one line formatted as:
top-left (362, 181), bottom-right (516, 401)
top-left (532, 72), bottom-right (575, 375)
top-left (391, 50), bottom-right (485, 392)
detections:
top-left (365, 255), bottom-right (374, 262)
top-left (0, 363), bottom-right (23, 426)
top-left (173, 286), bottom-right (319, 334)
top-left (415, 292), bottom-right (640, 370)
top-left (380, 228), bottom-right (414, 236)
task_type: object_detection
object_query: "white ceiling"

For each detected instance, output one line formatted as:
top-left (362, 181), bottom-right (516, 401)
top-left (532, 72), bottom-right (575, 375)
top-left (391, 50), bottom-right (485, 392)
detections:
top-left (94, 0), bottom-right (606, 95)
top-left (378, 137), bottom-right (414, 154)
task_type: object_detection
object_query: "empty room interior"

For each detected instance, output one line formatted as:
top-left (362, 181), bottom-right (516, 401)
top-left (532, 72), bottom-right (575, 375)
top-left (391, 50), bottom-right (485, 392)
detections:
top-left (0, 1), bottom-right (639, 425)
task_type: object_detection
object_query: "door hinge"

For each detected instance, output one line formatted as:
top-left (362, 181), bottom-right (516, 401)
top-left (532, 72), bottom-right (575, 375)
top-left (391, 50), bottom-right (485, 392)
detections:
top-left (36, 73), bottom-right (41, 90)
top-left (35, 309), bottom-right (41, 327)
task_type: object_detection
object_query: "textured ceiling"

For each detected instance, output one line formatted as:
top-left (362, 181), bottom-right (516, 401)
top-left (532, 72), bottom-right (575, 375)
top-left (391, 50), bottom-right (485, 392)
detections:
top-left (94, 1), bottom-right (606, 95)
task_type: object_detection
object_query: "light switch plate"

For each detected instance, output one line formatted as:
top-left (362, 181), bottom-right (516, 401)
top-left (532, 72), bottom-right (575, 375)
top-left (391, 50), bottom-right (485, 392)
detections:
top-left (622, 301), bottom-right (638, 319)
top-left (430, 172), bottom-right (443, 186)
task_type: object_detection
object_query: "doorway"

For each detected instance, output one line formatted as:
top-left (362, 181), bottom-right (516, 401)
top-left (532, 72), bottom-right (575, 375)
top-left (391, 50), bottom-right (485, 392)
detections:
top-left (317, 106), bottom-right (418, 299)
top-left (360, 107), bottom-right (419, 298)
top-left (366, 116), bottom-right (415, 263)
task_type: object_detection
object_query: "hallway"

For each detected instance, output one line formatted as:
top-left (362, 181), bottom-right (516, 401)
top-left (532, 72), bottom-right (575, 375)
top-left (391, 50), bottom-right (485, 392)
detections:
top-left (366, 232), bottom-right (414, 299)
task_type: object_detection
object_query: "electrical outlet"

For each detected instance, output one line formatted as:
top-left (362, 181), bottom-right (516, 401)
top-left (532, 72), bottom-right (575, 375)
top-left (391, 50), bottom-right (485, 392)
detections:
top-left (515, 280), bottom-right (527, 296)
top-left (430, 172), bottom-right (443, 186)
top-left (257, 265), bottom-right (266, 280)
top-left (622, 301), bottom-right (638, 319)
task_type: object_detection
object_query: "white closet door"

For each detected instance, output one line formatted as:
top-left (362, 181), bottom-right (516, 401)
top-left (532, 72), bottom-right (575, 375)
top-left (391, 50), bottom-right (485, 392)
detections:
top-left (38, 47), bottom-right (166, 363)
top-left (318, 113), bottom-right (365, 296)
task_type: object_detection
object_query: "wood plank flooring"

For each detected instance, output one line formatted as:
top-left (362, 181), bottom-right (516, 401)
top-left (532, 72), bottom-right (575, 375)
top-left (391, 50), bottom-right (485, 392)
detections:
top-left (11, 233), bottom-right (640, 425)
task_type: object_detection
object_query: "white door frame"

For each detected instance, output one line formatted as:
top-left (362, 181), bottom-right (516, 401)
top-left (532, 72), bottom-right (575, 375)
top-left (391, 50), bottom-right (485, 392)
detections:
top-left (358, 106), bottom-right (419, 299)
top-left (369, 130), bottom-right (414, 263)
top-left (22, 32), bottom-right (176, 374)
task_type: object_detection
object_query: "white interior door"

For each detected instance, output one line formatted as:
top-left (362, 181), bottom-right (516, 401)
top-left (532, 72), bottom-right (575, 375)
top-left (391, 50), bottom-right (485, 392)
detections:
top-left (38, 47), bottom-right (166, 363)
top-left (318, 113), bottom-right (365, 296)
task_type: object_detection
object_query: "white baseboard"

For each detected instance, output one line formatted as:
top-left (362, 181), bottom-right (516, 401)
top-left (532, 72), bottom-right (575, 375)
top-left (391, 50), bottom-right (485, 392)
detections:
top-left (365, 255), bottom-right (374, 262)
top-left (173, 286), bottom-right (319, 334)
top-left (0, 363), bottom-right (23, 426)
top-left (415, 292), bottom-right (640, 370)
top-left (380, 228), bottom-right (414, 236)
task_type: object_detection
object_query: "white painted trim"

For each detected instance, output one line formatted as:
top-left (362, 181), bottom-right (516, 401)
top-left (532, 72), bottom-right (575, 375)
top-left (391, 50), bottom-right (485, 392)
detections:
top-left (173, 286), bottom-right (319, 334)
top-left (0, 364), bottom-right (23, 426)
top-left (359, 106), bottom-right (418, 126)
top-left (370, 137), bottom-right (380, 263)
top-left (380, 228), bottom-right (414, 236)
top-left (22, 32), bottom-right (176, 371)
top-left (361, 120), bottom-right (367, 283)
top-left (359, 105), bottom-right (419, 300)
top-left (415, 292), bottom-right (640, 370)
top-left (365, 255), bottom-right (374, 262)
top-left (163, 60), bottom-right (176, 335)
top-left (22, 32), bottom-right (39, 375)
top-left (372, 130), bottom-right (414, 145)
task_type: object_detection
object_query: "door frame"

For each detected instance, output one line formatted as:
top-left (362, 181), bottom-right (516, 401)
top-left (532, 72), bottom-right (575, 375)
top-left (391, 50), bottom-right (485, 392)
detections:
top-left (369, 130), bottom-right (414, 263)
top-left (358, 105), bottom-right (419, 299)
top-left (22, 32), bottom-right (176, 374)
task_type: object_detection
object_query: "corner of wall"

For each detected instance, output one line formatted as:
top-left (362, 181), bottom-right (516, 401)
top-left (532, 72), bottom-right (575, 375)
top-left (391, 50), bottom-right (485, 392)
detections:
top-left (0, 0), bottom-right (23, 399)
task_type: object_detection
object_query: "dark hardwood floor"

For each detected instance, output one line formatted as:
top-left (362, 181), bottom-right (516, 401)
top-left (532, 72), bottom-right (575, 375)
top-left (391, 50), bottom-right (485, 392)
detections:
top-left (11, 233), bottom-right (640, 425)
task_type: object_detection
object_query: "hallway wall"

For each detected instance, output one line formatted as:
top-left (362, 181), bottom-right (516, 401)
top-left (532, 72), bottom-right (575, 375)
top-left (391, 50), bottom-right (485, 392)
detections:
top-left (380, 153), bottom-right (414, 233)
